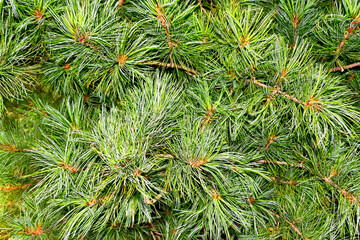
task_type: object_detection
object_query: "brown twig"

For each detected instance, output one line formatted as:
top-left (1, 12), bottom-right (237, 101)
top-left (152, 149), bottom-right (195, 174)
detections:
top-left (154, 153), bottom-right (174, 159)
top-left (198, 0), bottom-right (206, 13)
top-left (90, 142), bottom-right (108, 158)
top-left (156, 4), bottom-right (177, 67)
top-left (253, 79), bottom-right (269, 88)
top-left (328, 61), bottom-right (360, 72)
top-left (286, 220), bottom-right (305, 238)
top-left (323, 174), bottom-right (359, 204)
top-left (256, 160), bottom-right (308, 170)
top-left (150, 231), bottom-right (156, 240)
top-left (252, 77), bottom-right (321, 111)
top-left (271, 177), bottom-right (296, 186)
top-left (276, 89), bottom-right (306, 106)
top-left (267, 210), bottom-right (308, 239)
top-left (153, 231), bottom-right (163, 237)
top-left (253, 79), bottom-right (306, 106)
top-left (259, 159), bottom-right (360, 205)
top-left (150, 231), bottom-right (161, 240)
top-left (336, 29), bottom-right (352, 55)
top-left (144, 193), bottom-right (163, 205)
top-left (292, 14), bottom-right (299, 47)
top-left (145, 61), bottom-right (197, 76)
top-left (200, 107), bottom-right (214, 130)
top-left (335, 17), bottom-right (360, 55)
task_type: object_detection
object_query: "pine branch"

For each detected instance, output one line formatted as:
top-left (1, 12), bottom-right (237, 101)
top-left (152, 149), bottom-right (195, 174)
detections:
top-left (267, 210), bottom-right (308, 240)
top-left (200, 107), bottom-right (214, 131)
top-left (156, 3), bottom-right (177, 67)
top-left (150, 231), bottom-right (161, 240)
top-left (154, 153), bottom-right (174, 158)
top-left (328, 61), bottom-right (360, 72)
top-left (144, 193), bottom-right (163, 205)
top-left (258, 159), bottom-right (360, 205)
top-left (198, 0), bottom-right (206, 13)
top-left (90, 142), bottom-right (108, 158)
top-left (255, 160), bottom-right (308, 170)
top-left (253, 78), bottom-right (306, 106)
top-left (322, 172), bottom-right (359, 204)
top-left (274, 89), bottom-right (306, 106)
top-left (144, 61), bottom-right (197, 76)
top-left (271, 177), bottom-right (296, 186)
top-left (335, 16), bottom-right (360, 55)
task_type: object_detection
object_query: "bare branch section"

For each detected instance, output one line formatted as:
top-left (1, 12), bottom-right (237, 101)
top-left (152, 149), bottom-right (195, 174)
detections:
top-left (156, 4), bottom-right (177, 67)
top-left (271, 177), bottom-right (296, 186)
top-left (276, 89), bottom-right (306, 105)
top-left (258, 160), bottom-right (360, 205)
top-left (335, 16), bottom-right (360, 55)
top-left (267, 210), bottom-right (308, 239)
top-left (328, 61), bottom-right (360, 72)
top-left (253, 79), bottom-right (306, 106)
top-left (256, 160), bottom-right (308, 170)
top-left (145, 61), bottom-right (197, 76)
top-left (144, 193), bottom-right (163, 205)
top-left (198, 0), bottom-right (206, 13)
top-left (150, 231), bottom-right (161, 240)
top-left (323, 174), bottom-right (359, 204)
top-left (201, 107), bottom-right (214, 130)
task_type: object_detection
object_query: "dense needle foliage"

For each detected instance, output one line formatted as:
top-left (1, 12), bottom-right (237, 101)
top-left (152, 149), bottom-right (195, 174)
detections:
top-left (1, 0), bottom-right (360, 239)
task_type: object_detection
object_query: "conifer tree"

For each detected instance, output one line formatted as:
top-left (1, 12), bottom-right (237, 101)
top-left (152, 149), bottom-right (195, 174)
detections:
top-left (1, 0), bottom-right (360, 239)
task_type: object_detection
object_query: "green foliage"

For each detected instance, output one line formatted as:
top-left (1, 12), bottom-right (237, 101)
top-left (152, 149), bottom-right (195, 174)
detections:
top-left (1, 0), bottom-right (360, 239)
